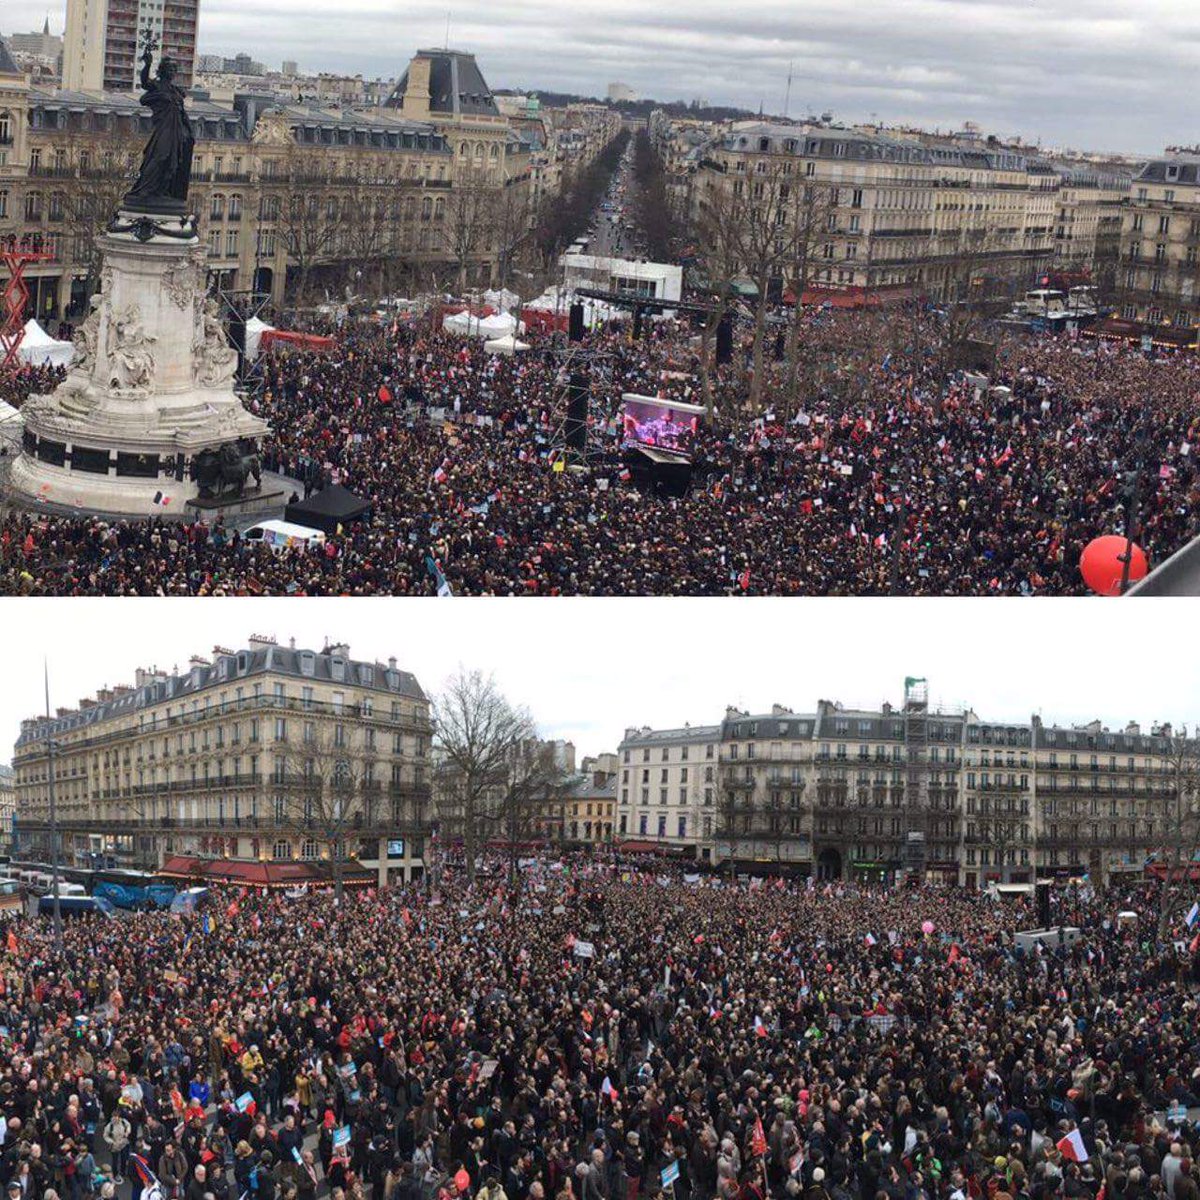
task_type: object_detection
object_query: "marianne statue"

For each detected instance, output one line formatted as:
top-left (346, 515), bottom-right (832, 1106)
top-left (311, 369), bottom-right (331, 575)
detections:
top-left (123, 43), bottom-right (195, 215)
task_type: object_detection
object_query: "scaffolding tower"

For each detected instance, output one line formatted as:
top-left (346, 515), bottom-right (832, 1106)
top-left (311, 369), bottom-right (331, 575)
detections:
top-left (213, 283), bottom-right (272, 409)
top-left (546, 341), bottom-right (614, 468)
top-left (903, 676), bottom-right (930, 880)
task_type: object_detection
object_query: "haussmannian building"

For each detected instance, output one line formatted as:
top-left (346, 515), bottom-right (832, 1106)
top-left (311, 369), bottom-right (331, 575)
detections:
top-left (1118, 154), bottom-right (1200, 328)
top-left (11, 636), bottom-right (434, 886)
top-left (0, 47), bottom-right (628, 317)
top-left (617, 688), bottom-right (1195, 888)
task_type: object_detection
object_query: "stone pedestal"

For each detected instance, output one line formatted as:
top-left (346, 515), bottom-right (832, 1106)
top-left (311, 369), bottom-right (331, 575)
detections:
top-left (10, 209), bottom-right (268, 516)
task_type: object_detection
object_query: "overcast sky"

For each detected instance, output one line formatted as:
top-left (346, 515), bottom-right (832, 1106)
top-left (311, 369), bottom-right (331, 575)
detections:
top-left (2, 598), bottom-right (1198, 763)
top-left (17, 0), bottom-right (1200, 155)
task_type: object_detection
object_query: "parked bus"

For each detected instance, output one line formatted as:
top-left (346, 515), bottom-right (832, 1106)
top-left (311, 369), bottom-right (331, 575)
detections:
top-left (37, 895), bottom-right (117, 920)
top-left (94, 880), bottom-right (176, 911)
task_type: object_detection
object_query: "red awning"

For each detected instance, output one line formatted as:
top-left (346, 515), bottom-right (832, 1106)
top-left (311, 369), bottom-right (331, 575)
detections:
top-left (618, 840), bottom-right (669, 854)
top-left (260, 330), bottom-right (336, 353)
top-left (158, 854), bottom-right (372, 888)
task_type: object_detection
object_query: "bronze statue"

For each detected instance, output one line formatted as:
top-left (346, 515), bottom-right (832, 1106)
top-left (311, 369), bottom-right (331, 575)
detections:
top-left (123, 41), bottom-right (195, 214)
top-left (192, 442), bottom-right (263, 501)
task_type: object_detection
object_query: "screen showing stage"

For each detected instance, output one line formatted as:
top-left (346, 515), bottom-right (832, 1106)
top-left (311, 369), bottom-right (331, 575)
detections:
top-left (621, 394), bottom-right (703, 459)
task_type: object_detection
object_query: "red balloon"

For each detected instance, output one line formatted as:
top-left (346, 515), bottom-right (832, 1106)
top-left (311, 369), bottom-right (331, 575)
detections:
top-left (1080, 535), bottom-right (1148, 596)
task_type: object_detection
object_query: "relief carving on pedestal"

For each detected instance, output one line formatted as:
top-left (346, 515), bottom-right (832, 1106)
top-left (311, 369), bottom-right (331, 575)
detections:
top-left (72, 296), bottom-right (102, 375)
top-left (107, 304), bottom-right (156, 393)
top-left (194, 297), bottom-right (238, 388)
top-left (162, 257), bottom-right (200, 309)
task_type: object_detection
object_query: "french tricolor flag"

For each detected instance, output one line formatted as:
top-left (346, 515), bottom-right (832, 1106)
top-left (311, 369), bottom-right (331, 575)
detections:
top-left (865, 933), bottom-right (877, 946)
top-left (600, 1076), bottom-right (618, 1100)
top-left (1186, 901), bottom-right (1199, 930)
top-left (753, 1016), bottom-right (768, 1038)
top-left (1056, 1129), bottom-right (1088, 1163)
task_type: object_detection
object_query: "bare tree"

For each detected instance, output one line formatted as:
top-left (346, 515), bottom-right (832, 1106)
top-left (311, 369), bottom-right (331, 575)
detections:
top-left (443, 167), bottom-right (496, 295)
top-left (974, 788), bottom-right (1024, 885)
top-left (691, 164), bottom-right (748, 417)
top-left (779, 180), bottom-right (837, 417)
top-left (274, 147), bottom-right (339, 306)
top-left (275, 719), bottom-right (379, 904)
top-left (432, 668), bottom-right (537, 886)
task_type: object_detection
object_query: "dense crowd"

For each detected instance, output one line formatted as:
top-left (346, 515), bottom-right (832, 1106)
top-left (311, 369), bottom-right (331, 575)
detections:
top-left (3, 308), bottom-right (1200, 595)
top-left (0, 863), bottom-right (1199, 1200)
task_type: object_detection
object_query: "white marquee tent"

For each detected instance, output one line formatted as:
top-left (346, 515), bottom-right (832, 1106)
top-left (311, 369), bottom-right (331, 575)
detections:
top-left (245, 316), bottom-right (275, 358)
top-left (484, 334), bottom-right (530, 357)
top-left (19, 319), bottom-right (74, 368)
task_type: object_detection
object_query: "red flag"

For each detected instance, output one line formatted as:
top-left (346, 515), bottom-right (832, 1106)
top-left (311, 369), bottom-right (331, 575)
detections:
top-left (750, 1115), bottom-right (768, 1158)
top-left (948, 943), bottom-right (961, 964)
top-left (4, 930), bottom-right (16, 954)
top-left (378, 385), bottom-right (392, 404)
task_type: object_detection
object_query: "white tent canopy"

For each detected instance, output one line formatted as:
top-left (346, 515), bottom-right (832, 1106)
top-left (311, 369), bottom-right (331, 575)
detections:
top-left (477, 312), bottom-right (525, 338)
top-left (19, 319), bottom-right (74, 368)
top-left (444, 311), bottom-right (526, 339)
top-left (245, 316), bottom-right (275, 358)
top-left (524, 286), bottom-right (622, 327)
top-left (482, 288), bottom-right (520, 313)
top-left (484, 334), bottom-right (530, 357)
top-left (0, 398), bottom-right (19, 426)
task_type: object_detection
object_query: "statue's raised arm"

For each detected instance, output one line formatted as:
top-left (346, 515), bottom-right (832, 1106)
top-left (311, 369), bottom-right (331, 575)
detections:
top-left (138, 44), bottom-right (153, 91)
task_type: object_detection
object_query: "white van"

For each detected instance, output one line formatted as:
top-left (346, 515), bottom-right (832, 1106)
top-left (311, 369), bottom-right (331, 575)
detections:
top-left (45, 881), bottom-right (86, 898)
top-left (242, 520), bottom-right (326, 553)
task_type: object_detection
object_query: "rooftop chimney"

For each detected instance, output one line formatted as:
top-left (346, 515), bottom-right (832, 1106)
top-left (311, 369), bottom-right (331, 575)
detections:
top-left (402, 53), bottom-right (432, 120)
top-left (248, 634), bottom-right (276, 651)
top-left (388, 657), bottom-right (397, 670)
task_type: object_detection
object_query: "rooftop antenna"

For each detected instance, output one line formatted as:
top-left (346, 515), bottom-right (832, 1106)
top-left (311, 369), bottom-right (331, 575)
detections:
top-left (445, 10), bottom-right (451, 49)
top-left (783, 60), bottom-right (793, 120)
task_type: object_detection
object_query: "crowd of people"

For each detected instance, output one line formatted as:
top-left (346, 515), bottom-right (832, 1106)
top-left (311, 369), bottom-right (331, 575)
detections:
top-left (3, 302), bottom-right (1200, 595)
top-left (0, 862), bottom-right (1198, 1200)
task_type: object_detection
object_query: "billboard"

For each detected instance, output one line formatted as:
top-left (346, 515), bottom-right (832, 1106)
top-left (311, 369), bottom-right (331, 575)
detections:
top-left (620, 393), bottom-right (704, 460)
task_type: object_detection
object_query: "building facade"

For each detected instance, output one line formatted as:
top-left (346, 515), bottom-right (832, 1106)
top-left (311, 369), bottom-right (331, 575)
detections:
top-left (1118, 155), bottom-right (1200, 326)
top-left (11, 637), bottom-right (433, 885)
top-left (690, 121), bottom-right (1061, 303)
top-left (0, 765), bottom-right (13, 854)
top-left (616, 724), bottom-right (722, 857)
top-left (62, 0), bottom-right (199, 92)
top-left (617, 689), bottom-right (1196, 886)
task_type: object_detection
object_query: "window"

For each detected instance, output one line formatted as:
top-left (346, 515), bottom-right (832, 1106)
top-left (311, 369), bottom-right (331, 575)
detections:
top-left (210, 194), bottom-right (224, 220)
top-left (272, 839), bottom-right (291, 860)
top-left (657, 814), bottom-right (666, 837)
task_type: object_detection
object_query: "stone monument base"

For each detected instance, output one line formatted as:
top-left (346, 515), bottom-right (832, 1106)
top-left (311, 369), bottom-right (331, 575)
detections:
top-left (8, 208), bottom-right (268, 517)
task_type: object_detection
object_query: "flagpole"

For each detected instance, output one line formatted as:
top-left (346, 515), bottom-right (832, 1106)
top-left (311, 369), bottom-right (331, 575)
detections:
top-left (44, 658), bottom-right (63, 955)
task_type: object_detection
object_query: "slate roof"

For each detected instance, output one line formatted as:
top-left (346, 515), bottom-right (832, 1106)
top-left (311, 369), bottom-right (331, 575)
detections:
top-left (16, 643), bottom-right (426, 747)
top-left (386, 50), bottom-right (500, 117)
top-left (0, 38), bottom-right (21, 75)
